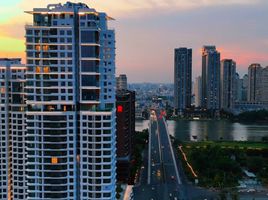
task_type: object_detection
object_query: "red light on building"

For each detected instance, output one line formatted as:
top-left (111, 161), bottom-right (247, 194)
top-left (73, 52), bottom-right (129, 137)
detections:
top-left (117, 105), bottom-right (123, 113)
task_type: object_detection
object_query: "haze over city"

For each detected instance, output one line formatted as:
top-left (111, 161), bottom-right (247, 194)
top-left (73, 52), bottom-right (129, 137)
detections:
top-left (0, 0), bottom-right (268, 82)
top-left (1, 1), bottom-right (268, 199)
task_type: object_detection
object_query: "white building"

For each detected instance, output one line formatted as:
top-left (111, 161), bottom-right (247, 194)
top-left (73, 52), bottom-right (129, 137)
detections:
top-left (0, 58), bottom-right (27, 200)
top-left (25, 2), bottom-right (116, 199)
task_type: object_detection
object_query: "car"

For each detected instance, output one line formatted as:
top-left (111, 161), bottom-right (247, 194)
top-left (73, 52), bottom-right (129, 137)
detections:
top-left (247, 189), bottom-right (256, 193)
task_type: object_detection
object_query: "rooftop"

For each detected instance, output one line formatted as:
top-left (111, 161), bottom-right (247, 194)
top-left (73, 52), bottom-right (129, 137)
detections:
top-left (25, 1), bottom-right (114, 20)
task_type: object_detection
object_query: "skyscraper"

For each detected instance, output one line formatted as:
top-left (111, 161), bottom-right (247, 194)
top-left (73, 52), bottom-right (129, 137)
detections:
top-left (25, 2), bottom-right (116, 199)
top-left (116, 74), bottom-right (127, 90)
top-left (241, 74), bottom-right (248, 102)
top-left (201, 46), bottom-right (221, 111)
top-left (260, 67), bottom-right (268, 102)
top-left (234, 73), bottom-right (243, 103)
top-left (116, 90), bottom-right (135, 182)
top-left (194, 76), bottom-right (202, 107)
top-left (220, 59), bottom-right (236, 110)
top-left (248, 63), bottom-right (262, 102)
top-left (0, 58), bottom-right (26, 200)
top-left (174, 48), bottom-right (192, 115)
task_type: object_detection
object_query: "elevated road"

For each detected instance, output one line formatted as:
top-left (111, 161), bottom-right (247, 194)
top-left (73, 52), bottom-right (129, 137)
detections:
top-left (134, 110), bottom-right (185, 200)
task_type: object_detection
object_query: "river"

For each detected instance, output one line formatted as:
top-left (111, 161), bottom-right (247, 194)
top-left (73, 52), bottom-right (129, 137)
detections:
top-left (135, 120), bottom-right (268, 141)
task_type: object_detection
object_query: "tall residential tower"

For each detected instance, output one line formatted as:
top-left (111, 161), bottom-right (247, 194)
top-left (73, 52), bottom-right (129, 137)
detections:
top-left (0, 58), bottom-right (26, 200)
top-left (220, 59), bottom-right (236, 110)
top-left (174, 48), bottom-right (192, 115)
top-left (201, 46), bottom-right (221, 111)
top-left (194, 76), bottom-right (202, 107)
top-left (247, 63), bottom-right (262, 102)
top-left (25, 2), bottom-right (116, 199)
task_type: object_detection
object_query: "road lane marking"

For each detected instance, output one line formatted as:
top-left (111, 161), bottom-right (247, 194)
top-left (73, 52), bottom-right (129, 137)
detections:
top-left (163, 117), bottom-right (182, 185)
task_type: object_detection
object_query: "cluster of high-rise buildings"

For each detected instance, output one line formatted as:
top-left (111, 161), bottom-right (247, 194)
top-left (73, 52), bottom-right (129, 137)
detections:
top-left (1, 2), bottom-right (118, 199)
top-left (0, 2), bottom-right (137, 198)
top-left (174, 46), bottom-right (268, 115)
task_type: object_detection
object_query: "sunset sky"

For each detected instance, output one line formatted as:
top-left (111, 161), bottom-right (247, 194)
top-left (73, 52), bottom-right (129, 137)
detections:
top-left (0, 0), bottom-right (267, 82)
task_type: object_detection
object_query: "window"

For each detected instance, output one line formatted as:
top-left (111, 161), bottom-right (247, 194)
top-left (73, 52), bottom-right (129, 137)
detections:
top-left (51, 157), bottom-right (58, 164)
top-left (81, 31), bottom-right (99, 43)
top-left (81, 60), bottom-right (99, 72)
top-left (81, 75), bottom-right (98, 87)
top-left (82, 89), bottom-right (99, 101)
top-left (81, 46), bottom-right (99, 58)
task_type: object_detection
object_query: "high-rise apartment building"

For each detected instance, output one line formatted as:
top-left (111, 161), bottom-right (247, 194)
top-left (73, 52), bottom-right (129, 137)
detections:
top-left (174, 48), bottom-right (192, 115)
top-left (220, 59), bottom-right (236, 110)
top-left (0, 58), bottom-right (26, 200)
top-left (248, 63), bottom-right (262, 102)
top-left (234, 73), bottom-right (243, 102)
top-left (116, 90), bottom-right (135, 183)
top-left (260, 66), bottom-right (268, 102)
top-left (116, 74), bottom-right (127, 90)
top-left (201, 46), bottom-right (221, 111)
top-left (25, 2), bottom-right (116, 199)
top-left (241, 74), bottom-right (248, 102)
top-left (194, 76), bottom-right (202, 107)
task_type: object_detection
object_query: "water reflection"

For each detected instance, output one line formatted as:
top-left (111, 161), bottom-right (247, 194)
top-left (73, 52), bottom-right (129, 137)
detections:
top-left (136, 120), bottom-right (268, 142)
top-left (231, 123), bottom-right (248, 141)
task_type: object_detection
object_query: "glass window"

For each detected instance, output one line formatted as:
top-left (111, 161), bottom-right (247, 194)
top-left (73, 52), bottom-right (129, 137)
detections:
top-left (82, 89), bottom-right (99, 101)
top-left (81, 31), bottom-right (99, 43)
top-left (81, 46), bottom-right (99, 58)
top-left (81, 75), bottom-right (98, 87)
top-left (81, 60), bottom-right (99, 72)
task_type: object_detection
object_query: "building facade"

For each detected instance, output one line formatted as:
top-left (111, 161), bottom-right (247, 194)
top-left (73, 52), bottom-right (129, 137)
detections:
top-left (234, 73), bottom-right (242, 102)
top-left (220, 59), bottom-right (236, 110)
top-left (247, 63), bottom-right (262, 102)
top-left (0, 58), bottom-right (27, 200)
top-left (174, 48), bottom-right (192, 115)
top-left (201, 46), bottom-right (221, 111)
top-left (194, 76), bottom-right (202, 107)
top-left (241, 74), bottom-right (248, 102)
top-left (116, 90), bottom-right (135, 183)
top-left (25, 2), bottom-right (116, 199)
top-left (116, 74), bottom-right (127, 90)
top-left (260, 66), bottom-right (268, 103)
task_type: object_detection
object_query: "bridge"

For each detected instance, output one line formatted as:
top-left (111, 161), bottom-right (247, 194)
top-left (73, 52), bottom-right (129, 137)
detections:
top-left (133, 110), bottom-right (185, 200)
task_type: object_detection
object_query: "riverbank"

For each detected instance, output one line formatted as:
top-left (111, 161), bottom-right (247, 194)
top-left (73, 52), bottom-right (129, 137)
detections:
top-left (173, 140), bottom-right (268, 189)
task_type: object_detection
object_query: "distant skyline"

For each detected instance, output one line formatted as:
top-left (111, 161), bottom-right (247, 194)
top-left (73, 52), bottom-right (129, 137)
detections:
top-left (0, 0), bottom-right (268, 82)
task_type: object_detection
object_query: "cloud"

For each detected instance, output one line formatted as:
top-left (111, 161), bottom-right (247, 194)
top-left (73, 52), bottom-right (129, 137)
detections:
top-left (115, 2), bottom-right (268, 82)
top-left (0, 0), bottom-right (267, 82)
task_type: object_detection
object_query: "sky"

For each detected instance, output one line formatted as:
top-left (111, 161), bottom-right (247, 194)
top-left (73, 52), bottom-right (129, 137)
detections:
top-left (0, 0), bottom-right (268, 83)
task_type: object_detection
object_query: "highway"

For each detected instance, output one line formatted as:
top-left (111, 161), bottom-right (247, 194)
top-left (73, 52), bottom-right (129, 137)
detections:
top-left (134, 110), bottom-right (184, 200)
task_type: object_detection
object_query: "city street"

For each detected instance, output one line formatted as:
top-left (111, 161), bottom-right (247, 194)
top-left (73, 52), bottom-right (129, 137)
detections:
top-left (134, 110), bottom-right (184, 200)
